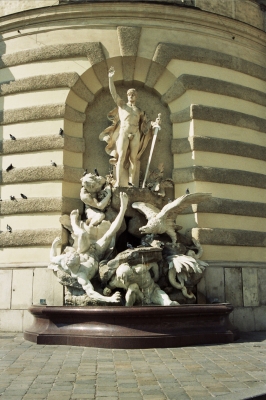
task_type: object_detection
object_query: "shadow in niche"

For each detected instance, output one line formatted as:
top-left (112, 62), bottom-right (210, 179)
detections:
top-left (83, 84), bottom-right (173, 183)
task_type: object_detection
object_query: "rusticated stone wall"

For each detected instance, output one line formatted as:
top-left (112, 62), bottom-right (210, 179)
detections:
top-left (0, 1), bottom-right (265, 331)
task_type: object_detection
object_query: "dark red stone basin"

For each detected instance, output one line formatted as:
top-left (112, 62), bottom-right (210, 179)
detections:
top-left (24, 304), bottom-right (239, 349)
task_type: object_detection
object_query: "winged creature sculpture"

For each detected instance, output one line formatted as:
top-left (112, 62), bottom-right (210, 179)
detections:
top-left (132, 192), bottom-right (212, 244)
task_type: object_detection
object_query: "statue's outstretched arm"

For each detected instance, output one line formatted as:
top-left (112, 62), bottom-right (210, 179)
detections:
top-left (108, 66), bottom-right (123, 106)
top-left (96, 192), bottom-right (128, 258)
top-left (49, 237), bottom-right (65, 265)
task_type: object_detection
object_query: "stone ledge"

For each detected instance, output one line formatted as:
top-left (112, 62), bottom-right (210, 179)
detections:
top-left (0, 72), bottom-right (94, 103)
top-left (192, 227), bottom-right (266, 247)
top-left (146, 43), bottom-right (266, 88)
top-left (0, 42), bottom-right (104, 69)
top-left (181, 197), bottom-right (266, 218)
top-left (0, 197), bottom-right (82, 215)
top-left (0, 263), bottom-right (48, 269)
top-left (0, 228), bottom-right (62, 247)
top-left (1, 165), bottom-right (83, 184)
top-left (171, 105), bottom-right (266, 134)
top-left (172, 166), bottom-right (266, 189)
top-left (0, 104), bottom-right (86, 126)
top-left (171, 136), bottom-right (266, 161)
top-left (162, 75), bottom-right (266, 107)
top-left (0, 134), bottom-right (85, 155)
top-left (205, 261), bottom-right (266, 268)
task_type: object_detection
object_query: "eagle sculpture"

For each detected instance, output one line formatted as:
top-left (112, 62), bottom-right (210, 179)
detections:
top-left (132, 192), bottom-right (212, 243)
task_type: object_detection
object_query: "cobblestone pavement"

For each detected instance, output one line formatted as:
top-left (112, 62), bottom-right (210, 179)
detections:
top-left (0, 332), bottom-right (266, 400)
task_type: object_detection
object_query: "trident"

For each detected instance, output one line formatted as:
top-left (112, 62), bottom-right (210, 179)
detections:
top-left (142, 113), bottom-right (161, 188)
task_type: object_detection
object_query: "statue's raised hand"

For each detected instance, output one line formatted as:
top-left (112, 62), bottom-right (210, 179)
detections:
top-left (108, 66), bottom-right (115, 78)
top-left (52, 236), bottom-right (61, 247)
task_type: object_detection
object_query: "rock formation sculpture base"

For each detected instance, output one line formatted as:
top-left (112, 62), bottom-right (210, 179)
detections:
top-left (24, 304), bottom-right (239, 349)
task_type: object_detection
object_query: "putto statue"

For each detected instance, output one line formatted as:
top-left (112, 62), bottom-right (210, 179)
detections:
top-left (99, 66), bottom-right (161, 187)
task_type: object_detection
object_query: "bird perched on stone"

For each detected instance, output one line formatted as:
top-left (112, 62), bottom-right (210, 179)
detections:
top-left (51, 160), bottom-right (57, 167)
top-left (10, 195), bottom-right (16, 201)
top-left (10, 134), bottom-right (16, 140)
top-left (17, 30), bottom-right (21, 34)
top-left (132, 193), bottom-right (212, 244)
top-left (6, 164), bottom-right (14, 172)
top-left (127, 242), bottom-right (134, 250)
top-left (94, 168), bottom-right (99, 176)
top-left (21, 193), bottom-right (27, 199)
top-left (186, 188), bottom-right (190, 194)
top-left (83, 169), bottom-right (88, 176)
top-left (59, 128), bottom-right (64, 136)
top-left (6, 224), bottom-right (12, 233)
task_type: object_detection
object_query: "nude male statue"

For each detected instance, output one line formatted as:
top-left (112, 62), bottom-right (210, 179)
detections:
top-left (49, 192), bottom-right (128, 304)
top-left (108, 66), bottom-right (160, 187)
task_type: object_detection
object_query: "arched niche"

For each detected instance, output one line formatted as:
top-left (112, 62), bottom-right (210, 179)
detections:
top-left (82, 86), bottom-right (172, 185)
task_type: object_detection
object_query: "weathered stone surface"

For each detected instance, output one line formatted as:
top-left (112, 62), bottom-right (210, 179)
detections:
top-left (0, 104), bottom-right (86, 125)
top-left (1, 72), bottom-right (76, 94)
top-left (173, 166), bottom-right (266, 189)
top-left (171, 136), bottom-right (266, 162)
top-left (150, 43), bottom-right (266, 81)
top-left (72, 77), bottom-right (94, 103)
top-left (0, 228), bottom-right (62, 247)
top-left (195, 0), bottom-right (235, 18)
top-left (258, 268), bottom-right (266, 305)
top-left (254, 306), bottom-right (266, 330)
top-left (1, 165), bottom-right (83, 184)
top-left (117, 26), bottom-right (141, 82)
top-left (117, 26), bottom-right (141, 57)
top-left (224, 267), bottom-right (243, 307)
top-left (162, 75), bottom-right (266, 107)
top-left (170, 106), bottom-right (190, 123)
top-left (92, 60), bottom-right (109, 88)
top-left (171, 105), bottom-right (266, 133)
top-left (235, 0), bottom-right (264, 31)
top-left (1, 134), bottom-right (64, 154)
top-left (1, 134), bottom-right (84, 155)
top-left (182, 197), bottom-right (266, 218)
top-left (11, 269), bottom-right (33, 309)
top-left (0, 197), bottom-right (82, 215)
top-left (0, 270), bottom-right (12, 309)
top-left (0, 72), bottom-right (93, 102)
top-left (242, 268), bottom-right (259, 307)
top-left (204, 266), bottom-right (225, 303)
top-left (233, 307), bottom-right (255, 332)
top-left (192, 228), bottom-right (266, 247)
top-left (145, 61), bottom-right (166, 89)
top-left (0, 42), bottom-right (103, 69)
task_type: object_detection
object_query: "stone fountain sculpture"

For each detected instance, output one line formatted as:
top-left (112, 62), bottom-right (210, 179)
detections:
top-left (48, 67), bottom-right (211, 307)
top-left (25, 66), bottom-right (238, 348)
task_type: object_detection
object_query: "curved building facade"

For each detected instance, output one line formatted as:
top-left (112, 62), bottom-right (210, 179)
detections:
top-left (0, 0), bottom-right (266, 332)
